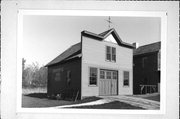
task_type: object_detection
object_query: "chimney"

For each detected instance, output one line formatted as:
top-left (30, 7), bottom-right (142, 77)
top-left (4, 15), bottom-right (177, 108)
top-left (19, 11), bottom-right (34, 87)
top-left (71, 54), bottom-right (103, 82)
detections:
top-left (133, 42), bottom-right (139, 49)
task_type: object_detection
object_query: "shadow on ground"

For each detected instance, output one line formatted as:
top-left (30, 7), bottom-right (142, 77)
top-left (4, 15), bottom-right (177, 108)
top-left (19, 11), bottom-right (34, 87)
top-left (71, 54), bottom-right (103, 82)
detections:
top-left (24, 93), bottom-right (47, 99)
top-left (22, 94), bottom-right (102, 108)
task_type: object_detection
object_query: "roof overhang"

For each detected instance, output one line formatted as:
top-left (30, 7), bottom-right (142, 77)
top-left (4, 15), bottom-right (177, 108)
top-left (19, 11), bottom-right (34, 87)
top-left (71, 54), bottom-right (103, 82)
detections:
top-left (81, 28), bottom-right (134, 49)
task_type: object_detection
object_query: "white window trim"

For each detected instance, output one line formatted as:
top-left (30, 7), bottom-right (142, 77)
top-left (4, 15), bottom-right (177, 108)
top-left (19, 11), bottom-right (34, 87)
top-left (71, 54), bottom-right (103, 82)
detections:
top-left (105, 46), bottom-right (116, 62)
top-left (123, 71), bottom-right (130, 87)
top-left (88, 67), bottom-right (98, 86)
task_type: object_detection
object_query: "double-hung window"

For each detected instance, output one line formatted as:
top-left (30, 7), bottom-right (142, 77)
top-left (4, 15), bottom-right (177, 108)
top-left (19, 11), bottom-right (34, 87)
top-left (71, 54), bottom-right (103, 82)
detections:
top-left (106, 46), bottom-right (116, 62)
top-left (89, 67), bottom-right (97, 86)
top-left (123, 71), bottom-right (129, 86)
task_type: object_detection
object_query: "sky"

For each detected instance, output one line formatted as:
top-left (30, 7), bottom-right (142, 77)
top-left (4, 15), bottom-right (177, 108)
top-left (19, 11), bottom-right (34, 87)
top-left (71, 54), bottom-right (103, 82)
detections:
top-left (23, 15), bottom-right (160, 66)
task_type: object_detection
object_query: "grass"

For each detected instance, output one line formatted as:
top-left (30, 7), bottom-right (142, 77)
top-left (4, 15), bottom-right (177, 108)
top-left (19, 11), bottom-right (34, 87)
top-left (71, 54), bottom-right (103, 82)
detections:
top-left (22, 88), bottom-right (155, 109)
top-left (23, 92), bottom-right (143, 109)
top-left (22, 95), bottom-right (102, 108)
top-left (68, 101), bottom-right (144, 109)
top-left (22, 88), bottom-right (102, 108)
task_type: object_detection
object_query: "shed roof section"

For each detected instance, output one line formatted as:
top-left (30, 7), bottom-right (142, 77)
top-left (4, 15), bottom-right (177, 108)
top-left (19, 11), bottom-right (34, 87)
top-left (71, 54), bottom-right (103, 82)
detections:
top-left (82, 28), bottom-right (134, 49)
top-left (46, 43), bottom-right (81, 66)
top-left (133, 41), bottom-right (161, 56)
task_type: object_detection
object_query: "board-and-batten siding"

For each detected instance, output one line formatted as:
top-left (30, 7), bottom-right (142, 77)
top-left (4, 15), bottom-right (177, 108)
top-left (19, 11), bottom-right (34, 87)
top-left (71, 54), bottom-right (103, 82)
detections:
top-left (47, 59), bottom-right (81, 99)
top-left (81, 36), bottom-right (133, 98)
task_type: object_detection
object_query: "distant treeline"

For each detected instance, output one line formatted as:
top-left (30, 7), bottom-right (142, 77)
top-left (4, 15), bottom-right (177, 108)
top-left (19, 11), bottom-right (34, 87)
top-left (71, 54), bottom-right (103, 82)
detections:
top-left (22, 58), bottom-right (47, 88)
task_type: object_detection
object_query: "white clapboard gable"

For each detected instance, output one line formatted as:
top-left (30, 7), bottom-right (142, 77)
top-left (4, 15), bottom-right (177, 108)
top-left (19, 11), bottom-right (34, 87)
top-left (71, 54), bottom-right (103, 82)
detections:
top-left (104, 34), bottom-right (117, 44)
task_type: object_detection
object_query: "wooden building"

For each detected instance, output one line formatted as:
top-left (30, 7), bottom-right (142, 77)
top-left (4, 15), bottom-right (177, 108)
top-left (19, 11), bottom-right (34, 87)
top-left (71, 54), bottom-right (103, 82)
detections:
top-left (46, 28), bottom-right (134, 99)
top-left (133, 42), bottom-right (161, 94)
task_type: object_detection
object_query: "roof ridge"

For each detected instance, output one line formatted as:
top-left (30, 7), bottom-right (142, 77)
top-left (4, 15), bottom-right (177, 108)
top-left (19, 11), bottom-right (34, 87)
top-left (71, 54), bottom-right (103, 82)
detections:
top-left (138, 41), bottom-right (161, 48)
top-left (45, 42), bottom-right (81, 66)
top-left (133, 41), bottom-right (160, 55)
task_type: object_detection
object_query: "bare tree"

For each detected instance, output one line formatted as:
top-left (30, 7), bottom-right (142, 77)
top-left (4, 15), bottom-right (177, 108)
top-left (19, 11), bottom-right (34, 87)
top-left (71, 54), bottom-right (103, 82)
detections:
top-left (22, 59), bottom-right (47, 88)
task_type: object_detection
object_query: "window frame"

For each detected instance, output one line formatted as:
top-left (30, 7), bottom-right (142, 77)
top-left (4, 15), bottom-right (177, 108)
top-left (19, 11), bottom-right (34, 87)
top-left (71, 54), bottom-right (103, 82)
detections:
top-left (106, 46), bottom-right (116, 62)
top-left (89, 67), bottom-right (98, 86)
top-left (123, 71), bottom-right (130, 87)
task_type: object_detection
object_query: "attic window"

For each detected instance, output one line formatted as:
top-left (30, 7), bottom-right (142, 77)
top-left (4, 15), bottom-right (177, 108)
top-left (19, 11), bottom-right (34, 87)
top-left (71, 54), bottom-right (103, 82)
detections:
top-left (106, 46), bottom-right (116, 62)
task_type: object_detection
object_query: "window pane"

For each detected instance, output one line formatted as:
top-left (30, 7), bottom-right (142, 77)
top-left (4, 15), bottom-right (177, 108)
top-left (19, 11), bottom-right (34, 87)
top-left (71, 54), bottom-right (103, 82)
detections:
top-left (112, 47), bottom-right (116, 62)
top-left (113, 71), bottom-right (117, 79)
top-left (90, 68), bottom-right (97, 76)
top-left (100, 70), bottom-right (105, 79)
top-left (90, 77), bottom-right (97, 85)
top-left (107, 54), bottom-right (111, 61)
top-left (123, 71), bottom-right (129, 86)
top-left (124, 80), bottom-right (129, 86)
top-left (106, 71), bottom-right (111, 79)
top-left (112, 47), bottom-right (116, 54)
top-left (112, 55), bottom-right (116, 61)
top-left (106, 46), bottom-right (111, 53)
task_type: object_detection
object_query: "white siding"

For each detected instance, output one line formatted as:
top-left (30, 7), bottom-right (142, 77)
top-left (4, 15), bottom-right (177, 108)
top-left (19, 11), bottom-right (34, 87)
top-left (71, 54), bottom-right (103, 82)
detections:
top-left (82, 37), bottom-right (132, 68)
top-left (104, 34), bottom-right (117, 44)
top-left (81, 36), bottom-right (133, 97)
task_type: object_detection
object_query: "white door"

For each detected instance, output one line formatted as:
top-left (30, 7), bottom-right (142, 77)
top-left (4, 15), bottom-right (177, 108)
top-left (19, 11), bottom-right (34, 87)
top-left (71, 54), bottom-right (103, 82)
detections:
top-left (99, 70), bottom-right (118, 96)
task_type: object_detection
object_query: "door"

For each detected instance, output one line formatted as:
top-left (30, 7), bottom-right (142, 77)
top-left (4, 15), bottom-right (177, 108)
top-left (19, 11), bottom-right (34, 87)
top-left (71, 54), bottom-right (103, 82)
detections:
top-left (99, 69), bottom-right (118, 96)
top-left (111, 71), bottom-right (118, 95)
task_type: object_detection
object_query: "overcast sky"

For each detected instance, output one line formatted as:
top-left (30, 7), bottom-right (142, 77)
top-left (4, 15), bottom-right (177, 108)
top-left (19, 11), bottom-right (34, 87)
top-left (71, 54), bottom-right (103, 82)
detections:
top-left (23, 15), bottom-right (160, 66)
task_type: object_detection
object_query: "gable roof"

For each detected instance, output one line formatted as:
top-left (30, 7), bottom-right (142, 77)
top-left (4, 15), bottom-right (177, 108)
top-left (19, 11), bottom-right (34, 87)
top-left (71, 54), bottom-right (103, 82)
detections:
top-left (133, 41), bottom-right (161, 56)
top-left (45, 43), bottom-right (81, 66)
top-left (46, 28), bottom-right (134, 66)
top-left (82, 28), bottom-right (134, 49)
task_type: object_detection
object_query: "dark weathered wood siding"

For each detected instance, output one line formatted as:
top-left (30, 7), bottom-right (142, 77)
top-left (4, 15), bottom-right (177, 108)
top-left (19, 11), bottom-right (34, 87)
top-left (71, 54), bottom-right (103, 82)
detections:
top-left (133, 52), bottom-right (160, 94)
top-left (47, 58), bottom-right (81, 99)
